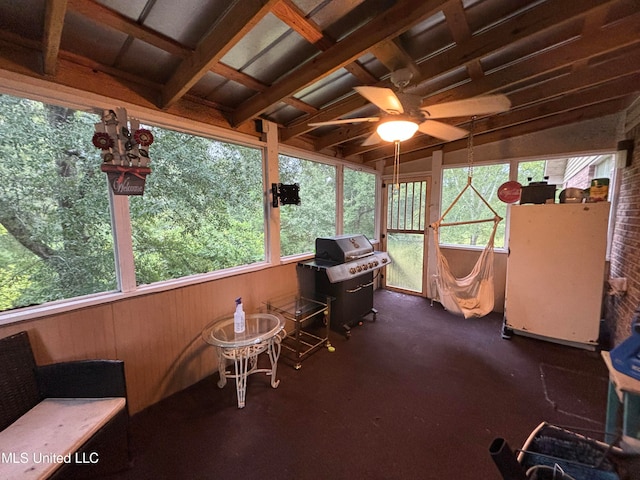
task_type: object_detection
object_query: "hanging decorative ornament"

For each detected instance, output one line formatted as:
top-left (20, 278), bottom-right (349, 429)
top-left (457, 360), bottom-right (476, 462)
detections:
top-left (133, 128), bottom-right (154, 147)
top-left (103, 110), bottom-right (118, 125)
top-left (92, 131), bottom-right (114, 150)
top-left (94, 107), bottom-right (152, 196)
top-left (497, 181), bottom-right (522, 204)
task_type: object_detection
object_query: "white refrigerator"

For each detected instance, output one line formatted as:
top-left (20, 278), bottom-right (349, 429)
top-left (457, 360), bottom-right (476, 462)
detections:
top-left (503, 202), bottom-right (610, 350)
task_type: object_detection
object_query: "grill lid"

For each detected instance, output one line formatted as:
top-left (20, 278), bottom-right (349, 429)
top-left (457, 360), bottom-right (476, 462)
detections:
top-left (315, 234), bottom-right (373, 263)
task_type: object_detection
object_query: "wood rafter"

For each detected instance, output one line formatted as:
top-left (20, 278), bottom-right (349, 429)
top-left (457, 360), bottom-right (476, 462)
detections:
top-left (67, 0), bottom-right (191, 59)
top-left (272, 0), bottom-right (376, 84)
top-left (337, 2), bottom-right (639, 158)
top-left (361, 75), bottom-right (638, 163)
top-left (0, 0), bottom-right (637, 166)
top-left (42, 0), bottom-right (68, 76)
top-left (370, 97), bottom-right (632, 166)
top-left (161, 0), bottom-right (280, 108)
top-left (230, 0), bottom-right (451, 126)
top-left (283, 0), bottom-right (621, 146)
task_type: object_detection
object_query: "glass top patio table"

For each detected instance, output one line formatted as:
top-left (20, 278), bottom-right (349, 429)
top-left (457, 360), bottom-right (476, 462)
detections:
top-left (201, 313), bottom-right (285, 408)
top-left (202, 313), bottom-right (285, 348)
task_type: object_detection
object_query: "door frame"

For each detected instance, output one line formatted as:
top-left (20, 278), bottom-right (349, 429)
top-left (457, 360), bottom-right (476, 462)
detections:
top-left (381, 175), bottom-right (432, 297)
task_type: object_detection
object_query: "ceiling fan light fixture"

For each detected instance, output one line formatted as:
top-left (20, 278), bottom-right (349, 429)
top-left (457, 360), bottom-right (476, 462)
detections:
top-left (376, 118), bottom-right (418, 142)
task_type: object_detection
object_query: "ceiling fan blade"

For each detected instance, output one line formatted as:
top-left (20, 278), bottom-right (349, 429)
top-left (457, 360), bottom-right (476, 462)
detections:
top-left (308, 117), bottom-right (379, 127)
top-left (361, 131), bottom-right (382, 146)
top-left (354, 86), bottom-right (403, 114)
top-left (421, 94), bottom-right (511, 119)
top-left (418, 120), bottom-right (468, 141)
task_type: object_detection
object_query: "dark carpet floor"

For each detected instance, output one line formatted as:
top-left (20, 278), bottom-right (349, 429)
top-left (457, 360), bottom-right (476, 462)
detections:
top-left (104, 289), bottom-right (621, 480)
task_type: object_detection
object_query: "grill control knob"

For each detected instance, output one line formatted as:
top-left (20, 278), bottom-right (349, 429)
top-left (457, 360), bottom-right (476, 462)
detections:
top-left (357, 266), bottom-right (362, 272)
top-left (362, 264), bottom-right (368, 270)
top-left (381, 257), bottom-right (388, 263)
top-left (349, 267), bottom-right (356, 274)
top-left (373, 261), bottom-right (379, 266)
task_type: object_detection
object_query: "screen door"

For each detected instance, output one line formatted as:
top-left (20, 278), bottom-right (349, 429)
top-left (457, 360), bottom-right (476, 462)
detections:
top-left (383, 178), bottom-right (430, 295)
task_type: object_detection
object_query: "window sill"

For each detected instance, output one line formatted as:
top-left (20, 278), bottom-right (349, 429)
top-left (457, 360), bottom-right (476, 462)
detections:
top-left (0, 259), bottom-right (291, 327)
top-left (439, 243), bottom-right (508, 254)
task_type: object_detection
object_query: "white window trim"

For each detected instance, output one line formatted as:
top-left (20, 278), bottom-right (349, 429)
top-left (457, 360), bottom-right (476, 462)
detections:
top-left (0, 71), bottom-right (383, 323)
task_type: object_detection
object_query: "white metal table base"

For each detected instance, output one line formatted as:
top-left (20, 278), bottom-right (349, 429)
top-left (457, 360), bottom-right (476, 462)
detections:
top-left (216, 333), bottom-right (284, 408)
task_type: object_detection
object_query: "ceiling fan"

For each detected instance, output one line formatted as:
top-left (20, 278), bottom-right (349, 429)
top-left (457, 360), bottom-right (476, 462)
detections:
top-left (309, 69), bottom-right (511, 145)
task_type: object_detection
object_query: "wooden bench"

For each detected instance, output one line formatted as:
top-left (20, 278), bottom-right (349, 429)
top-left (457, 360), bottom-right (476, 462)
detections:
top-left (0, 331), bottom-right (130, 479)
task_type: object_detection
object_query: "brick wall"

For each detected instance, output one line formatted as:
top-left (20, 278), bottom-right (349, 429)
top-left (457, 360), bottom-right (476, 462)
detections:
top-left (564, 165), bottom-right (593, 190)
top-left (605, 122), bottom-right (640, 345)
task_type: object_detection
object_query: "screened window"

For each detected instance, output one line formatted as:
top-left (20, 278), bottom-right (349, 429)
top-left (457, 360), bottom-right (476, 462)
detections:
top-left (594, 154), bottom-right (615, 180)
top-left (279, 154), bottom-right (336, 256)
top-left (343, 168), bottom-right (376, 240)
top-left (129, 130), bottom-right (266, 285)
top-left (439, 164), bottom-right (508, 248)
top-left (517, 160), bottom-right (546, 185)
top-left (0, 94), bottom-right (116, 312)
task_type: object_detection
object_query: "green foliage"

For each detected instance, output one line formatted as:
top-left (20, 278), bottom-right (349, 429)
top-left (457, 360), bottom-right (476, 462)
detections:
top-left (518, 161), bottom-right (546, 185)
top-left (344, 168), bottom-right (376, 239)
top-left (128, 129), bottom-right (265, 285)
top-left (0, 95), bottom-right (116, 309)
top-left (386, 233), bottom-right (423, 292)
top-left (0, 93), bottom-right (376, 312)
top-left (279, 155), bottom-right (336, 256)
top-left (439, 164), bottom-right (509, 248)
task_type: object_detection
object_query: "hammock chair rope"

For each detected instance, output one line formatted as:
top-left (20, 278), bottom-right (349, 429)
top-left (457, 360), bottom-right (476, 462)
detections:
top-left (430, 118), bottom-right (503, 318)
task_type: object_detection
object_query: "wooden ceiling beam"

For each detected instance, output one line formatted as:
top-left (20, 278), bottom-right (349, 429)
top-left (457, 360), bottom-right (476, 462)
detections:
top-left (442, 0), bottom-right (471, 43)
top-left (272, 0), bottom-right (326, 47)
top-left (299, 0), bottom-right (617, 144)
top-left (509, 52), bottom-right (640, 108)
top-left (161, 0), bottom-right (279, 109)
top-left (362, 80), bottom-right (637, 164)
top-left (416, 0), bottom-right (619, 84)
top-left (480, 74), bottom-right (640, 132)
top-left (67, 0), bottom-right (191, 59)
top-left (230, 0), bottom-right (451, 127)
top-left (340, 50), bottom-right (640, 157)
top-left (272, 0), bottom-right (376, 85)
top-left (314, 123), bottom-right (372, 151)
top-left (422, 11), bottom-right (640, 106)
top-left (211, 62), bottom-right (317, 114)
top-left (280, 94), bottom-right (371, 141)
top-left (42, 0), bottom-right (68, 76)
top-left (442, 2), bottom-right (485, 81)
top-left (346, 12), bottom-right (640, 157)
top-left (370, 97), bottom-right (631, 165)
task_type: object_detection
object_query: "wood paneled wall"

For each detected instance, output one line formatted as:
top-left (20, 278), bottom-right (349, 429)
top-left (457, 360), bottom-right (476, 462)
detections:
top-left (0, 263), bottom-right (299, 414)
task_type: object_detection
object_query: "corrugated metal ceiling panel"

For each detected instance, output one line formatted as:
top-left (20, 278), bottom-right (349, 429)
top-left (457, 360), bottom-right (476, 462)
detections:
top-left (223, 12), bottom-right (319, 86)
top-left (95, 0), bottom-right (147, 22)
top-left (0, 0), bottom-right (44, 40)
top-left (142, 0), bottom-right (232, 48)
top-left (116, 39), bottom-right (182, 84)
top-left (61, 11), bottom-right (129, 67)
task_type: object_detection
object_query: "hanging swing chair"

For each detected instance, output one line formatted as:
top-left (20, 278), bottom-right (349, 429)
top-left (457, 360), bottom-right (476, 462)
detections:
top-left (430, 122), bottom-right (502, 318)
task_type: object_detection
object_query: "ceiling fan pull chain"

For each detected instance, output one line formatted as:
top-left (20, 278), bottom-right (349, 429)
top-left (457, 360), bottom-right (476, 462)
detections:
top-left (393, 140), bottom-right (401, 191)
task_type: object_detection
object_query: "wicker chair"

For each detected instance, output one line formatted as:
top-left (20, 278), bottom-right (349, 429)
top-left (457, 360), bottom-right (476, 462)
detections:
top-left (0, 331), bottom-right (130, 479)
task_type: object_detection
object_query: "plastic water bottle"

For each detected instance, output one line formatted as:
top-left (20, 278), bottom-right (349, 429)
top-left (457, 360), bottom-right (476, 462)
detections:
top-left (234, 297), bottom-right (245, 333)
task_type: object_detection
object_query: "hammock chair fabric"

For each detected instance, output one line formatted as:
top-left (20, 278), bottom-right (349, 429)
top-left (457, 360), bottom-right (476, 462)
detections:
top-left (431, 218), bottom-right (499, 318)
top-left (431, 171), bottom-right (502, 318)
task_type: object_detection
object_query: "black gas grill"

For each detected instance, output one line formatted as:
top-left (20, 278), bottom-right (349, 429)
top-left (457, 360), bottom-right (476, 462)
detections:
top-left (297, 234), bottom-right (391, 338)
